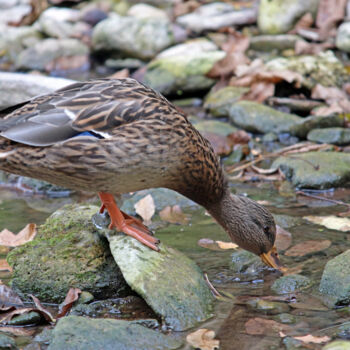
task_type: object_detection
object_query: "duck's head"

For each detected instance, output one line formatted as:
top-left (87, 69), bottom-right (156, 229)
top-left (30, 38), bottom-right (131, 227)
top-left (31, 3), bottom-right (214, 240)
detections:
top-left (207, 190), bottom-right (284, 271)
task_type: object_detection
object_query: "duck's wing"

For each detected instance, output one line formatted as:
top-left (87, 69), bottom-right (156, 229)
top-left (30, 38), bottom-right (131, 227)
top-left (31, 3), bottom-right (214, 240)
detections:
top-left (0, 78), bottom-right (182, 147)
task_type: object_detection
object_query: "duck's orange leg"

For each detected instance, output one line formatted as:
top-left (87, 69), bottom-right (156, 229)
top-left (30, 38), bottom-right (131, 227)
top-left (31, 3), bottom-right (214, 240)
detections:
top-left (98, 192), bottom-right (160, 251)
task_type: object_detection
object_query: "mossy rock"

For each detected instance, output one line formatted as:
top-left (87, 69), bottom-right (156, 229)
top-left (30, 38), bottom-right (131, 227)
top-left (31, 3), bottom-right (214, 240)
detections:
top-left (272, 152), bottom-right (350, 189)
top-left (307, 127), bottom-right (350, 146)
top-left (271, 274), bottom-right (312, 294)
top-left (7, 204), bottom-right (128, 303)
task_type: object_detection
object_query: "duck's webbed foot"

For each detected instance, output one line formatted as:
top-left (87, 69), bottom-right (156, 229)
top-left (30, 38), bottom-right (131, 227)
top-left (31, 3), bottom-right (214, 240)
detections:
top-left (98, 192), bottom-right (160, 251)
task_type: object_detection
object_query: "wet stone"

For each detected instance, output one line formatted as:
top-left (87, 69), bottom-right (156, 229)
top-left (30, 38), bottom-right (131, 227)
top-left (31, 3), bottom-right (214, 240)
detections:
top-left (272, 152), bottom-right (350, 189)
top-left (271, 274), bottom-right (312, 294)
top-left (273, 313), bottom-right (296, 324)
top-left (307, 127), bottom-right (350, 146)
top-left (104, 230), bottom-right (214, 331)
top-left (230, 250), bottom-right (265, 274)
top-left (8, 311), bottom-right (41, 326)
top-left (320, 250), bottom-right (350, 306)
top-left (7, 204), bottom-right (129, 303)
top-left (0, 333), bottom-right (16, 350)
top-left (336, 22), bottom-right (350, 53)
top-left (48, 316), bottom-right (182, 350)
top-left (246, 298), bottom-right (290, 315)
top-left (194, 120), bottom-right (238, 136)
top-left (334, 323), bottom-right (350, 340)
top-left (250, 34), bottom-right (304, 51)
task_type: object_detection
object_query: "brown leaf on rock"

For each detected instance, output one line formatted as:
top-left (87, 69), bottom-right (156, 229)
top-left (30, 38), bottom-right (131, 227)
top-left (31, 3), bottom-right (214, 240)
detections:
top-left (316, 0), bottom-right (347, 40)
top-left (173, 0), bottom-right (201, 17)
top-left (285, 240), bottom-right (331, 257)
top-left (108, 69), bottom-right (130, 80)
top-left (208, 32), bottom-right (250, 79)
top-left (159, 205), bottom-right (189, 225)
top-left (0, 284), bottom-right (23, 311)
top-left (0, 326), bottom-right (36, 337)
top-left (8, 0), bottom-right (48, 26)
top-left (230, 59), bottom-right (303, 103)
top-left (0, 260), bottom-right (12, 273)
top-left (57, 288), bottom-right (82, 319)
top-left (295, 40), bottom-right (334, 55)
top-left (186, 329), bottom-right (220, 350)
top-left (245, 318), bottom-right (291, 336)
top-left (134, 194), bottom-right (155, 225)
top-left (227, 130), bottom-right (251, 144)
top-left (289, 12), bottom-right (314, 34)
top-left (0, 224), bottom-right (36, 247)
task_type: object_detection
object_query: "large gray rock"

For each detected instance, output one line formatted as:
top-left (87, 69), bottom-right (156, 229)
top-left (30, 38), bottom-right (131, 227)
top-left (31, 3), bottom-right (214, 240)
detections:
top-left (229, 101), bottom-right (301, 134)
top-left (336, 22), bottom-right (350, 53)
top-left (320, 250), bottom-right (350, 306)
top-left (7, 204), bottom-right (128, 302)
top-left (0, 72), bottom-right (74, 110)
top-left (48, 316), bottom-right (181, 350)
top-left (272, 152), bottom-right (350, 189)
top-left (258, 0), bottom-right (320, 34)
top-left (16, 38), bottom-right (89, 71)
top-left (271, 274), bottom-right (312, 294)
top-left (177, 2), bottom-right (257, 33)
top-left (92, 14), bottom-right (176, 60)
top-left (102, 227), bottom-right (213, 331)
top-left (143, 39), bottom-right (225, 95)
top-left (307, 127), bottom-right (350, 145)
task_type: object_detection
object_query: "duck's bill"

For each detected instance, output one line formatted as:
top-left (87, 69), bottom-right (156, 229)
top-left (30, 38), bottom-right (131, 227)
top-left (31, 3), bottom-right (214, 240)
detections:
top-left (260, 246), bottom-right (286, 272)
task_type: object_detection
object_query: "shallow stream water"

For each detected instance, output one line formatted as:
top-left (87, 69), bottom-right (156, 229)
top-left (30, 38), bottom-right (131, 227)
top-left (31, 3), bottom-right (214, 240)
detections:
top-left (0, 181), bottom-right (349, 349)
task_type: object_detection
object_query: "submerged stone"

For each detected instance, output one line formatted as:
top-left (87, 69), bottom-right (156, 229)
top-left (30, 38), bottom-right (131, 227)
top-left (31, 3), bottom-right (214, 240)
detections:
top-left (307, 127), bottom-right (350, 146)
top-left (272, 152), bottom-right (350, 189)
top-left (246, 298), bottom-right (290, 314)
top-left (7, 204), bottom-right (128, 302)
top-left (230, 250), bottom-right (265, 274)
top-left (320, 250), bottom-right (350, 306)
top-left (48, 316), bottom-right (181, 350)
top-left (271, 274), bottom-right (312, 294)
top-left (229, 101), bottom-right (301, 134)
top-left (0, 333), bottom-right (16, 350)
top-left (105, 232), bottom-right (213, 331)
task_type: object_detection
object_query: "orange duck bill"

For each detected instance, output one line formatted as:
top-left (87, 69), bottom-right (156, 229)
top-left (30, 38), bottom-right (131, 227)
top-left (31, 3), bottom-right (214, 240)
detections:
top-left (260, 246), bottom-right (285, 272)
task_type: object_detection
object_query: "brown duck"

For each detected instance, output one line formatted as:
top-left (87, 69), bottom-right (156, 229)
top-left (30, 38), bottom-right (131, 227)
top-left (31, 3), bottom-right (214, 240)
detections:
top-left (0, 78), bottom-right (283, 270)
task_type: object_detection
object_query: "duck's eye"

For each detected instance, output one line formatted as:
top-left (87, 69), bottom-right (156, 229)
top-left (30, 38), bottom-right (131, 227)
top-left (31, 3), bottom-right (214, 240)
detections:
top-left (264, 225), bottom-right (270, 235)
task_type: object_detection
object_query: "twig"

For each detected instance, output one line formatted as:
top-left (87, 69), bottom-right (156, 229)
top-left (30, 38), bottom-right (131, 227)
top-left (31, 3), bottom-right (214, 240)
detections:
top-left (296, 191), bottom-right (350, 208)
top-left (204, 273), bottom-right (222, 297)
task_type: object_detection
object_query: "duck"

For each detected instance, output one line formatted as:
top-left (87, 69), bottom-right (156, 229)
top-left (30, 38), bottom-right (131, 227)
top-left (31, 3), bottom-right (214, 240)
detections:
top-left (0, 78), bottom-right (283, 270)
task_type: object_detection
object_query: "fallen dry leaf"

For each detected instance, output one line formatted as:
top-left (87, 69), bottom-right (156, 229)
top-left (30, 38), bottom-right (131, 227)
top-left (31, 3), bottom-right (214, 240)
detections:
top-left (57, 288), bottom-right (82, 319)
top-left (29, 295), bottom-right (55, 323)
top-left (0, 260), bottom-right (12, 273)
top-left (245, 318), bottom-right (291, 336)
top-left (0, 224), bottom-right (37, 247)
top-left (134, 194), bottom-right (155, 225)
top-left (202, 132), bottom-right (234, 156)
top-left (159, 205), bottom-right (189, 225)
top-left (198, 238), bottom-right (239, 251)
top-left (285, 240), bottom-right (331, 257)
top-left (186, 329), bottom-right (219, 350)
top-left (304, 215), bottom-right (350, 232)
top-left (0, 284), bottom-right (23, 311)
top-left (0, 326), bottom-right (36, 336)
top-left (280, 332), bottom-right (330, 344)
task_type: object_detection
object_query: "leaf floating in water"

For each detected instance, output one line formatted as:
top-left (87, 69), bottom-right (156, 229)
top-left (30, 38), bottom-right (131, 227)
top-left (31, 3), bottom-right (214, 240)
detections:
top-left (280, 331), bottom-right (330, 344)
top-left (186, 329), bottom-right (220, 350)
top-left (57, 288), bottom-right (82, 319)
top-left (0, 224), bottom-right (37, 247)
top-left (285, 240), bottom-right (331, 257)
top-left (198, 238), bottom-right (238, 251)
top-left (159, 205), bottom-right (190, 225)
top-left (134, 194), bottom-right (155, 225)
top-left (304, 215), bottom-right (350, 232)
